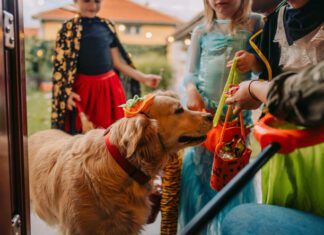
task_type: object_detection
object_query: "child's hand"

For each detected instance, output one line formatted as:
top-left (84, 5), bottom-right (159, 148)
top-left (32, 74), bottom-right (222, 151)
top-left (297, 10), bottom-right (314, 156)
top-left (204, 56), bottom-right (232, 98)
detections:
top-left (225, 81), bottom-right (261, 115)
top-left (227, 50), bottom-right (258, 73)
top-left (67, 92), bottom-right (81, 111)
top-left (143, 74), bottom-right (162, 88)
top-left (186, 83), bottom-right (205, 111)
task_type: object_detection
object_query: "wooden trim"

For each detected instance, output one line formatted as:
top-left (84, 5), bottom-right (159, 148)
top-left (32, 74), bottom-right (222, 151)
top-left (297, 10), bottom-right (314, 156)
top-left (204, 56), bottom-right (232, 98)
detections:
top-left (0, 3), bottom-right (14, 234)
top-left (1, 0), bottom-right (30, 234)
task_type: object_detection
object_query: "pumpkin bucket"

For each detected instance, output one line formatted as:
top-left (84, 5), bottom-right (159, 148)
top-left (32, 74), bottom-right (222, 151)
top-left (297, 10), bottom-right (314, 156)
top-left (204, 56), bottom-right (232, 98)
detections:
top-left (210, 106), bottom-right (252, 191)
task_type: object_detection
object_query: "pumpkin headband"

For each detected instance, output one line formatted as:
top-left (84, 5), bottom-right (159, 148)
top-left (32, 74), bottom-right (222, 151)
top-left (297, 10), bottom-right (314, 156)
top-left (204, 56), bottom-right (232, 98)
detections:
top-left (120, 94), bottom-right (155, 118)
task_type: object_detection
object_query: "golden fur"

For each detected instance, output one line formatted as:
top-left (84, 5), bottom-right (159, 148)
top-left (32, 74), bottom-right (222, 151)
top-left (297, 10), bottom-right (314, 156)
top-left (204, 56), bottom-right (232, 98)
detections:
top-left (29, 91), bottom-right (212, 235)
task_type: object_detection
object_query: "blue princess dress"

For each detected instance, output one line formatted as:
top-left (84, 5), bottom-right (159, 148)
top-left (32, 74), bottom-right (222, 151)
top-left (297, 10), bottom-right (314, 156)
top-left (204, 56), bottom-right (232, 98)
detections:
top-left (179, 16), bottom-right (262, 235)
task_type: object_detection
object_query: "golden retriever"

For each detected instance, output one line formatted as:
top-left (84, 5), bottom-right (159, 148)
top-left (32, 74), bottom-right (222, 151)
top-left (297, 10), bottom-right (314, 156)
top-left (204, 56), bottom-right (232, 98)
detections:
top-left (29, 91), bottom-right (212, 235)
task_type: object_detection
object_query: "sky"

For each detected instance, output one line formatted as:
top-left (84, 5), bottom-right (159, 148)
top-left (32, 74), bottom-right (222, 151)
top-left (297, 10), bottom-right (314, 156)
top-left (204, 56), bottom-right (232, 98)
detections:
top-left (24, 0), bottom-right (204, 27)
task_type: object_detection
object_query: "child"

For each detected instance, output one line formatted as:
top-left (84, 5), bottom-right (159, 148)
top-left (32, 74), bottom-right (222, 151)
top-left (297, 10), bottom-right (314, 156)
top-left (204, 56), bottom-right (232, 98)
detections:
top-left (179, 0), bottom-right (262, 234)
top-left (51, 0), bottom-right (161, 133)
top-left (226, 0), bottom-right (324, 217)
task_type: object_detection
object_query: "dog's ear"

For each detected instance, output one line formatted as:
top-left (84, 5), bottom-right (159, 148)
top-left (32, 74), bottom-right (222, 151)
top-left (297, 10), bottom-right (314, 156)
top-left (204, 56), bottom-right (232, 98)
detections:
top-left (121, 114), bottom-right (158, 158)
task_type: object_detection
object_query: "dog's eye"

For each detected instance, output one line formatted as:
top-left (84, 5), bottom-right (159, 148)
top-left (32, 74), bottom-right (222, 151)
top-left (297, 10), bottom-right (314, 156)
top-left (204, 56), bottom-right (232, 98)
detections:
top-left (175, 107), bottom-right (184, 114)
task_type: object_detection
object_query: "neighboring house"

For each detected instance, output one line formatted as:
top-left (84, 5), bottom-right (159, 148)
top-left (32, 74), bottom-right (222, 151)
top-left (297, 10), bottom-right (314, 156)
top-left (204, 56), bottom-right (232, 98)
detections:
top-left (24, 27), bottom-right (39, 37)
top-left (32, 0), bottom-right (181, 46)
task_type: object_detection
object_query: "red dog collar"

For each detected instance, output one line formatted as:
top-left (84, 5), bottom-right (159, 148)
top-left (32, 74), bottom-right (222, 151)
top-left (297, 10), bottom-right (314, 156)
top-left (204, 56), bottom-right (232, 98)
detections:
top-left (104, 133), bottom-right (151, 185)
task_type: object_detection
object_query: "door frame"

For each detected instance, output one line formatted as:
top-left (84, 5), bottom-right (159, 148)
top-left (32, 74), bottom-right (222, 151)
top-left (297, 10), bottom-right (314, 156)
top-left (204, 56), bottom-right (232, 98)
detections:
top-left (0, 0), bottom-right (30, 234)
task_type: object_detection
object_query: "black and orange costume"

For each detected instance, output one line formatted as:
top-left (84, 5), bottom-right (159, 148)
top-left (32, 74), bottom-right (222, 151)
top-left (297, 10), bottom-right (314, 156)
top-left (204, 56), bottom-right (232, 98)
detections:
top-left (51, 16), bottom-right (140, 131)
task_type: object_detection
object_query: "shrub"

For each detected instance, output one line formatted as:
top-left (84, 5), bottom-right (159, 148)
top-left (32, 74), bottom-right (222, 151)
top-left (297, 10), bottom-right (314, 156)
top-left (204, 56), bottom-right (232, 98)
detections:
top-left (132, 52), bottom-right (173, 95)
top-left (25, 36), bottom-right (55, 89)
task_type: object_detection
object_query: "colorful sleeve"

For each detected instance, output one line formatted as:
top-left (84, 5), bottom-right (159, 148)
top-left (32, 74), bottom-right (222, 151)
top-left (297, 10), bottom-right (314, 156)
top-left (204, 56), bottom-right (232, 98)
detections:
top-left (51, 23), bottom-right (68, 129)
top-left (183, 25), bottom-right (203, 87)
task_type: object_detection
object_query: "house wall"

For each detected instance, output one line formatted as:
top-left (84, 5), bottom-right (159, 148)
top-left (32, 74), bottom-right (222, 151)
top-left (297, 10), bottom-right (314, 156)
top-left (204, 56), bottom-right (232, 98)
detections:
top-left (118, 24), bottom-right (175, 45)
top-left (41, 21), bottom-right (62, 40)
top-left (167, 41), bottom-right (189, 91)
top-left (40, 20), bottom-right (175, 46)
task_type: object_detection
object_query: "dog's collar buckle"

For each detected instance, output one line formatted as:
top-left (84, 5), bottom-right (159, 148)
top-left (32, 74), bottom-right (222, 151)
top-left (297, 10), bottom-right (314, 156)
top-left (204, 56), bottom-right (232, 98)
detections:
top-left (104, 134), bottom-right (151, 185)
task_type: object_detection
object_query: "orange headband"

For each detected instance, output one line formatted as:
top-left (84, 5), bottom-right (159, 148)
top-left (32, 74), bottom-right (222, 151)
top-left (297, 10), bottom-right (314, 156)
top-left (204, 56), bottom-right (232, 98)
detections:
top-left (121, 94), bottom-right (155, 118)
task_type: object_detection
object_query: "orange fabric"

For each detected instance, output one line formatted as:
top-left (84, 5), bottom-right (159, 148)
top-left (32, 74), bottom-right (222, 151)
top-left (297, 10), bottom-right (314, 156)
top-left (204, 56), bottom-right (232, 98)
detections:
top-left (254, 114), bottom-right (324, 154)
top-left (123, 94), bottom-right (155, 118)
top-left (207, 107), bottom-right (252, 191)
top-left (211, 146), bottom-right (251, 191)
top-left (202, 109), bottom-right (250, 153)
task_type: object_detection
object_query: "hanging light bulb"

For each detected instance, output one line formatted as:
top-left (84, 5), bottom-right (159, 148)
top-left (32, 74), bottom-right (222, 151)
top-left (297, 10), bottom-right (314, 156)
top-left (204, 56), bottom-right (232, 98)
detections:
top-left (118, 24), bottom-right (126, 32)
top-left (184, 38), bottom-right (191, 46)
top-left (145, 32), bottom-right (153, 39)
top-left (167, 36), bottom-right (175, 43)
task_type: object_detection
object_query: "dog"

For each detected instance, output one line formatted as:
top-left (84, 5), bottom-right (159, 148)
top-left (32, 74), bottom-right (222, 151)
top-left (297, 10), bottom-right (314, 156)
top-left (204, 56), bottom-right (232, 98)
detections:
top-left (29, 91), bottom-right (212, 235)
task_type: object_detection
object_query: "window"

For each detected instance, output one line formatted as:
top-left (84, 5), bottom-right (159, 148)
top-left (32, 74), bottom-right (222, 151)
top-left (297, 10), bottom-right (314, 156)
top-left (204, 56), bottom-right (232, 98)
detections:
top-left (124, 25), bottom-right (141, 35)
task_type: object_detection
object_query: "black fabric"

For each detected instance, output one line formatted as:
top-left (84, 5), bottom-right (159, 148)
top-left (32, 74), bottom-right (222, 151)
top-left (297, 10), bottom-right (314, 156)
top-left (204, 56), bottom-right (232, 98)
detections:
top-left (255, 10), bottom-right (282, 80)
top-left (247, 13), bottom-right (263, 54)
top-left (284, 0), bottom-right (324, 45)
top-left (77, 17), bottom-right (118, 75)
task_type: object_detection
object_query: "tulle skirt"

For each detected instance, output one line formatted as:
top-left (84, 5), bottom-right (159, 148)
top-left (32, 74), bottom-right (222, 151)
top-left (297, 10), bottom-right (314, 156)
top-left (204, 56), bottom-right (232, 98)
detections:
top-left (65, 70), bottom-right (126, 133)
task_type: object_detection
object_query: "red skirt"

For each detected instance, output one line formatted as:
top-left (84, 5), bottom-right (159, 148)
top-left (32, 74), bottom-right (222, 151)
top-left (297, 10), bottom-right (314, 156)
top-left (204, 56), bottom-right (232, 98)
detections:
top-left (65, 70), bottom-right (126, 133)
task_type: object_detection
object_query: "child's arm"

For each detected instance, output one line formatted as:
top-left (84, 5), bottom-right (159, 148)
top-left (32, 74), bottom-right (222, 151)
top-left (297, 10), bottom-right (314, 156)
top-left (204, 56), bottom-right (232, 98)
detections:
top-left (184, 26), bottom-right (205, 111)
top-left (225, 80), bottom-right (267, 114)
top-left (111, 48), bottom-right (161, 88)
top-left (227, 50), bottom-right (263, 73)
top-left (186, 82), bottom-right (205, 111)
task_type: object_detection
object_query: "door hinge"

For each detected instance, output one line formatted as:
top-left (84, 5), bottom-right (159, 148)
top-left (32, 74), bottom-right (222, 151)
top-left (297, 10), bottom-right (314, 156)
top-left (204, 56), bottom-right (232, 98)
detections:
top-left (11, 214), bottom-right (21, 235)
top-left (3, 10), bottom-right (15, 49)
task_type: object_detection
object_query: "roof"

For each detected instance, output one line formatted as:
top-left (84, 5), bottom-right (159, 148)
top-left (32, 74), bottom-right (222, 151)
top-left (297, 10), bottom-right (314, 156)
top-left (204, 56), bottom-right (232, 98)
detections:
top-left (33, 0), bottom-right (181, 25)
top-left (172, 12), bottom-right (204, 40)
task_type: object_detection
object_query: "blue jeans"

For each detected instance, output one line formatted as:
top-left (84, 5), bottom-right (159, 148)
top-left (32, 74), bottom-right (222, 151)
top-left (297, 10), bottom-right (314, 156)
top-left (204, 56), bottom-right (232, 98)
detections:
top-left (221, 204), bottom-right (324, 235)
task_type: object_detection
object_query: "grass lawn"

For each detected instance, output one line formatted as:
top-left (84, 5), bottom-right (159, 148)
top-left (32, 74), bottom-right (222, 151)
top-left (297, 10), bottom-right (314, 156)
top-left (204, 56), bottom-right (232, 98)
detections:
top-left (27, 90), bottom-right (51, 135)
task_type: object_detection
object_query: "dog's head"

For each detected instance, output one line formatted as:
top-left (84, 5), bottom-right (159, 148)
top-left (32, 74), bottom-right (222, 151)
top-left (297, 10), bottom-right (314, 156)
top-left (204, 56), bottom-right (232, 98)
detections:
top-left (108, 114), bottom-right (167, 176)
top-left (144, 91), bottom-right (213, 152)
top-left (110, 91), bottom-right (212, 150)
top-left (108, 91), bottom-right (212, 176)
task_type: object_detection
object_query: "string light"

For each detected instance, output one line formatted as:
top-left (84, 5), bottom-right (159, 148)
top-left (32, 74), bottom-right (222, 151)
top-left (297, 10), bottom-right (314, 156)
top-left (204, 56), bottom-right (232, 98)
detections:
top-left (184, 38), bottom-right (191, 46)
top-left (167, 36), bottom-right (175, 43)
top-left (118, 24), bottom-right (126, 32)
top-left (145, 32), bottom-right (153, 39)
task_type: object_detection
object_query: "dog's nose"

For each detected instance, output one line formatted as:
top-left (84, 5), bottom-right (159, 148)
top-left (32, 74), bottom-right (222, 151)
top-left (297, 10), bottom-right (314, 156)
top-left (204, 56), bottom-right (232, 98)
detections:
top-left (205, 113), bottom-right (213, 122)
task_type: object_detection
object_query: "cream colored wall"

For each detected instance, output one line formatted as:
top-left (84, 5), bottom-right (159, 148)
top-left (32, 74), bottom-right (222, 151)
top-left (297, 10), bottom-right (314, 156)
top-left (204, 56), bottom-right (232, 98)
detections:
top-left (41, 21), bottom-right (175, 46)
top-left (116, 24), bottom-right (175, 45)
top-left (41, 21), bottom-right (62, 41)
top-left (167, 41), bottom-right (188, 90)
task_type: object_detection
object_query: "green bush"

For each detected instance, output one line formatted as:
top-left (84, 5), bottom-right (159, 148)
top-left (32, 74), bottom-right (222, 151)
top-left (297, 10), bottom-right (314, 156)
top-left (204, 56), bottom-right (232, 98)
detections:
top-left (132, 52), bottom-right (173, 95)
top-left (25, 36), bottom-right (54, 89)
top-left (124, 45), bottom-right (167, 57)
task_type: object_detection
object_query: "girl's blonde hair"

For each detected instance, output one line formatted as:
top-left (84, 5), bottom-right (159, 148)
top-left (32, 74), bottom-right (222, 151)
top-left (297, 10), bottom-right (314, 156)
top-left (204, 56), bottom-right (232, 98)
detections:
top-left (203, 0), bottom-right (251, 31)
